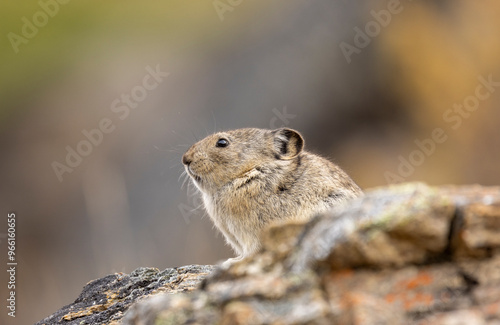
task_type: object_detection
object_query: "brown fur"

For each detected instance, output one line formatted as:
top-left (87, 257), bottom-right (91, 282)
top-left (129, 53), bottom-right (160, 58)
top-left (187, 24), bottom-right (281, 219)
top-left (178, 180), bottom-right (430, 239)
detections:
top-left (182, 128), bottom-right (362, 261)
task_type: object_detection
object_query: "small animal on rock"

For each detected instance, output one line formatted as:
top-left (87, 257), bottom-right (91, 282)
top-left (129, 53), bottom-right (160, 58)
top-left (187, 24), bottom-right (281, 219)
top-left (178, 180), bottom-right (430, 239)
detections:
top-left (182, 127), bottom-right (362, 265)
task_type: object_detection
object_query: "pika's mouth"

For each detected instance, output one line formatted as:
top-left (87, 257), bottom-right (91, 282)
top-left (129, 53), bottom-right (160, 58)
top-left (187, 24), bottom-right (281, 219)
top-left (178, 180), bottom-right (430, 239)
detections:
top-left (186, 165), bottom-right (202, 183)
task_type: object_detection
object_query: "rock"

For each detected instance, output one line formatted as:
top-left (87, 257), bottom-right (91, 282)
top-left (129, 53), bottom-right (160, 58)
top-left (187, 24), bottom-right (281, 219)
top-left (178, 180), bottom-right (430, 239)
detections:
top-left (35, 265), bottom-right (215, 325)
top-left (289, 182), bottom-right (456, 271)
top-left (36, 183), bottom-right (500, 325)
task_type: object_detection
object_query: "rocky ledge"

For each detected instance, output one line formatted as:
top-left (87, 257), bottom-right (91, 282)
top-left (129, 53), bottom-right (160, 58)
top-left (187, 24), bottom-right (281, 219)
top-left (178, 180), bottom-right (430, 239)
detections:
top-left (37, 183), bottom-right (500, 325)
top-left (35, 265), bottom-right (215, 325)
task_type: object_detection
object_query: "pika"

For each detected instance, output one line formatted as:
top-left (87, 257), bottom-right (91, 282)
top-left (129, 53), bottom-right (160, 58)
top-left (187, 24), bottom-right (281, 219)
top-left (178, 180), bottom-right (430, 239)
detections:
top-left (182, 128), bottom-right (362, 263)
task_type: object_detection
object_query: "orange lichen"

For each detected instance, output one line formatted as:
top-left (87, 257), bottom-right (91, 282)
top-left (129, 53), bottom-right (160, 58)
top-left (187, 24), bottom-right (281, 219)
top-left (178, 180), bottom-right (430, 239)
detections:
top-left (383, 271), bottom-right (436, 311)
top-left (404, 272), bottom-right (433, 290)
top-left (403, 292), bottom-right (434, 310)
top-left (330, 269), bottom-right (354, 280)
top-left (484, 301), bottom-right (500, 316)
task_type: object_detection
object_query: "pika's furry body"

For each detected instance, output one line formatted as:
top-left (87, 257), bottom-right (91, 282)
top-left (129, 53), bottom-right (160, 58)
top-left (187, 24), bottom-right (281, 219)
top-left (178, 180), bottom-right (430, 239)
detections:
top-left (182, 128), bottom-right (362, 260)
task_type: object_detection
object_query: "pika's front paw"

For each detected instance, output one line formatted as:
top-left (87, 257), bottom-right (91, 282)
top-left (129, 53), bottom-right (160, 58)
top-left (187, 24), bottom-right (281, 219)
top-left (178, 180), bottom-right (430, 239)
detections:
top-left (220, 256), bottom-right (244, 269)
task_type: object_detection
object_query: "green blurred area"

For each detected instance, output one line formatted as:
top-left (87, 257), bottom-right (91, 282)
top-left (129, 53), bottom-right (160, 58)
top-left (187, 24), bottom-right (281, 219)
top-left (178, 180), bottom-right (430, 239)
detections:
top-left (0, 1), bottom-right (227, 126)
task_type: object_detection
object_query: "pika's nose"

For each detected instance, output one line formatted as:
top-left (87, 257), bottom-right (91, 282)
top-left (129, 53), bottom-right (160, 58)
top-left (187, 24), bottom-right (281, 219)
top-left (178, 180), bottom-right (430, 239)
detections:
top-left (182, 152), bottom-right (192, 165)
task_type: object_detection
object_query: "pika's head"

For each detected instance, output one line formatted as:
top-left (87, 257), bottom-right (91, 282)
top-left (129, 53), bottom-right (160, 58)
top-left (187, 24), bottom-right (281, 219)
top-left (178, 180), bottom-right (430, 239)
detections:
top-left (182, 128), bottom-right (304, 194)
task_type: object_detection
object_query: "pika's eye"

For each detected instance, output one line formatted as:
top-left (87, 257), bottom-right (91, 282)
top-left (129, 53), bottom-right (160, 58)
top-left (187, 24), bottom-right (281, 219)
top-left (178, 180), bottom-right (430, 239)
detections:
top-left (215, 138), bottom-right (229, 148)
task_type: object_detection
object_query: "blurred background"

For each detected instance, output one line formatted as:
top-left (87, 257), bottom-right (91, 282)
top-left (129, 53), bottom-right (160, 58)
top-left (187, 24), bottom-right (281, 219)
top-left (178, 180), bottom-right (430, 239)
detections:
top-left (1, 1), bottom-right (500, 324)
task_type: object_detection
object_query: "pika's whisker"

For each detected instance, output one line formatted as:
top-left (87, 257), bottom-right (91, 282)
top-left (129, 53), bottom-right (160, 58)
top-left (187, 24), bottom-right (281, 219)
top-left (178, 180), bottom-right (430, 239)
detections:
top-left (178, 170), bottom-right (187, 183)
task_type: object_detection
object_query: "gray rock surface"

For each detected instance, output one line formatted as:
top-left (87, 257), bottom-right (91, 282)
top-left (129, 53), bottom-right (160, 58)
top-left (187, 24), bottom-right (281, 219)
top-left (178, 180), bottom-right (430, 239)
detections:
top-left (37, 183), bottom-right (500, 324)
top-left (35, 265), bottom-right (215, 325)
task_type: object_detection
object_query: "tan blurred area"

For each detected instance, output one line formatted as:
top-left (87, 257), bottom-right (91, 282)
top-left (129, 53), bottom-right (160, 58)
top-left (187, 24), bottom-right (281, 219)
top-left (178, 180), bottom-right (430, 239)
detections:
top-left (0, 1), bottom-right (499, 324)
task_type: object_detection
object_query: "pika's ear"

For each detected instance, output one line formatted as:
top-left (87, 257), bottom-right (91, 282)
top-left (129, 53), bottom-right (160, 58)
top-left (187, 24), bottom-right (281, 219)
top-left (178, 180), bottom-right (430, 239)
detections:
top-left (272, 128), bottom-right (304, 160)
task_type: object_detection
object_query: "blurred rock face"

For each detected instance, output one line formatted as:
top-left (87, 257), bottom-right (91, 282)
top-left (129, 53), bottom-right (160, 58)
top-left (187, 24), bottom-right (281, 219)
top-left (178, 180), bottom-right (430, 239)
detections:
top-left (374, 0), bottom-right (500, 183)
top-left (1, 1), bottom-right (500, 324)
top-left (335, 0), bottom-right (500, 186)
